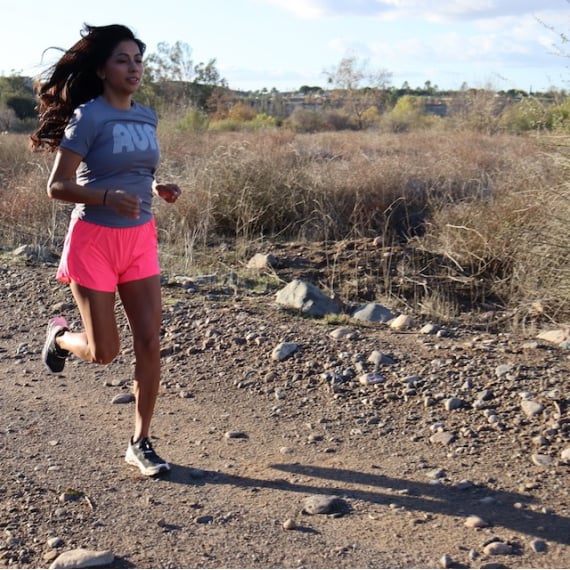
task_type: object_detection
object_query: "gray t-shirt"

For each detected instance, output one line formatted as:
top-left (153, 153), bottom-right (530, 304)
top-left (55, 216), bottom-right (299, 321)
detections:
top-left (61, 96), bottom-right (160, 228)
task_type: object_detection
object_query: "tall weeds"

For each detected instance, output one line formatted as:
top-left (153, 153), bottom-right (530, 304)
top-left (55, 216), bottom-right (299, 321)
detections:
top-left (0, 128), bottom-right (567, 325)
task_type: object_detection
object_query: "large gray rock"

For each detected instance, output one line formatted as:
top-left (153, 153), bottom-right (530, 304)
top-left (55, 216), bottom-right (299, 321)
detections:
top-left (275, 279), bottom-right (341, 317)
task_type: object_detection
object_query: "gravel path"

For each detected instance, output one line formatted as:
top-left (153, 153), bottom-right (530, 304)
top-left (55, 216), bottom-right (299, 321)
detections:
top-left (1, 254), bottom-right (569, 569)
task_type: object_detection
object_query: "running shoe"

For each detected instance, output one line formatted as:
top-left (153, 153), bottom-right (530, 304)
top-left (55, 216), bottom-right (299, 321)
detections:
top-left (42, 317), bottom-right (69, 373)
top-left (125, 437), bottom-right (171, 476)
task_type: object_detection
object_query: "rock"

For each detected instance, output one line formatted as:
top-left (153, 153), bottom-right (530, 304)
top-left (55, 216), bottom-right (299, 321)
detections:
top-left (271, 342), bottom-right (299, 361)
top-left (531, 453), bottom-right (553, 467)
top-left (521, 399), bottom-right (544, 417)
top-left (560, 447), bottom-right (570, 462)
top-left (429, 431), bottom-right (456, 446)
top-left (440, 553), bottom-right (454, 568)
top-left (282, 518), bottom-right (297, 530)
top-left (389, 314), bottom-right (414, 330)
top-left (275, 279), bottom-right (341, 317)
top-left (464, 514), bottom-right (489, 528)
top-left (495, 364), bottom-right (514, 378)
top-left (483, 541), bottom-right (512, 555)
top-left (358, 373), bottom-right (385, 385)
top-left (530, 539), bottom-right (548, 553)
top-left (367, 350), bottom-right (395, 366)
top-left (47, 537), bottom-right (63, 548)
top-left (111, 393), bottom-right (134, 404)
top-left (329, 327), bottom-right (357, 340)
top-left (537, 328), bottom-right (570, 344)
top-left (444, 397), bottom-right (465, 411)
top-left (351, 303), bottom-right (395, 323)
top-left (302, 495), bottom-right (350, 515)
top-left (224, 431), bottom-right (248, 439)
top-left (49, 548), bottom-right (114, 569)
top-left (246, 253), bottom-right (277, 270)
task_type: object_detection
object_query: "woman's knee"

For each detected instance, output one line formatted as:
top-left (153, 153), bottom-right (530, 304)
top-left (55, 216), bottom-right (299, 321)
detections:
top-left (133, 331), bottom-right (161, 357)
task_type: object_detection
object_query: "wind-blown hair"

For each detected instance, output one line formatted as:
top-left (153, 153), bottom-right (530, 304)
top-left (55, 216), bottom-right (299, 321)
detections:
top-left (30, 23), bottom-right (146, 151)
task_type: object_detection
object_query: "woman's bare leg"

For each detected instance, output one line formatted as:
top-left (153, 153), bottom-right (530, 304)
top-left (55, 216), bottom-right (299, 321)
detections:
top-left (118, 275), bottom-right (162, 442)
top-left (55, 282), bottom-right (120, 364)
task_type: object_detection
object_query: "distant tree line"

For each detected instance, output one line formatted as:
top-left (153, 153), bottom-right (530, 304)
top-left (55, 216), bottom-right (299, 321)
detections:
top-left (1, 42), bottom-right (569, 134)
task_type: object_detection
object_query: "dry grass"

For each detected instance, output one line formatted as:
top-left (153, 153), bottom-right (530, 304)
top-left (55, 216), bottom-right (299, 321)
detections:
top-left (1, 128), bottom-right (568, 326)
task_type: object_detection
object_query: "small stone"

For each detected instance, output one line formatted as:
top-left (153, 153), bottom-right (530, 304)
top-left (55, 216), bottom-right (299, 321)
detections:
top-left (440, 553), bottom-right (453, 568)
top-left (302, 495), bottom-right (349, 515)
top-left (283, 518), bottom-right (297, 530)
top-left (521, 400), bottom-right (544, 417)
top-left (530, 539), bottom-right (547, 553)
top-left (429, 431), bottom-right (456, 446)
top-left (111, 393), bottom-right (134, 405)
top-left (224, 431), bottom-right (248, 440)
top-left (47, 537), bottom-right (63, 548)
top-left (483, 541), bottom-right (512, 555)
top-left (531, 453), bottom-right (553, 467)
top-left (444, 397), bottom-right (464, 411)
top-left (358, 373), bottom-right (385, 385)
top-left (329, 327), bottom-right (357, 340)
top-left (464, 514), bottom-right (489, 528)
top-left (49, 548), bottom-right (114, 569)
top-left (495, 364), bottom-right (514, 377)
top-left (390, 314), bottom-right (414, 330)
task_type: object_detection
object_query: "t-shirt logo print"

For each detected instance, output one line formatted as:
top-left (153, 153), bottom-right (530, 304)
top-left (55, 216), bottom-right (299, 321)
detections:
top-left (112, 123), bottom-right (157, 154)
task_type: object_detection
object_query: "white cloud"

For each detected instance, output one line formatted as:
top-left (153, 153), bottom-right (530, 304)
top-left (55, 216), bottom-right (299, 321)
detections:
top-left (261, 0), bottom-right (568, 22)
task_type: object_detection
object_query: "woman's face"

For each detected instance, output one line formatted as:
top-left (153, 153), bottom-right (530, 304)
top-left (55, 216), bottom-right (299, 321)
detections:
top-left (100, 40), bottom-right (144, 96)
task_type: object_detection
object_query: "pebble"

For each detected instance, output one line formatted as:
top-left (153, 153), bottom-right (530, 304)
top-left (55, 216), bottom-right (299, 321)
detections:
top-left (224, 430), bottom-right (248, 439)
top-left (531, 453), bottom-right (553, 467)
top-left (429, 431), bottom-right (456, 446)
top-left (464, 515), bottom-right (489, 528)
top-left (111, 393), bottom-right (134, 404)
top-left (521, 400), bottom-right (544, 417)
top-left (483, 541), bottom-right (512, 555)
top-left (444, 397), bottom-right (464, 411)
top-left (283, 518), bottom-right (297, 530)
top-left (271, 342), bottom-right (299, 361)
top-left (358, 373), bottom-right (385, 385)
top-left (47, 537), bottom-right (63, 548)
top-left (530, 539), bottom-right (547, 553)
top-left (49, 548), bottom-right (114, 569)
top-left (302, 495), bottom-right (349, 515)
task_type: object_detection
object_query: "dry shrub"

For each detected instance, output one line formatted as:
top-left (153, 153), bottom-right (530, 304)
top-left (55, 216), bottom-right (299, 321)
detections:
top-left (0, 135), bottom-right (69, 247)
top-left (423, 135), bottom-right (569, 322)
top-left (1, 128), bottom-right (568, 325)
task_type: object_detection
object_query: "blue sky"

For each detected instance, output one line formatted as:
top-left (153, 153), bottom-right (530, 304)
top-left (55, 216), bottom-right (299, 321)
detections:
top-left (2, 0), bottom-right (570, 92)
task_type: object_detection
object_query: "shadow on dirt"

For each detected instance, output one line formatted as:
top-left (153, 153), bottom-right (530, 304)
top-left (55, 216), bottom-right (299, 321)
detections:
top-left (165, 462), bottom-right (569, 546)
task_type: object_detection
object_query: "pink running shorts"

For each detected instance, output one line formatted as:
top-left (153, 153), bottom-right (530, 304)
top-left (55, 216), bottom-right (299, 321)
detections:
top-left (56, 218), bottom-right (160, 292)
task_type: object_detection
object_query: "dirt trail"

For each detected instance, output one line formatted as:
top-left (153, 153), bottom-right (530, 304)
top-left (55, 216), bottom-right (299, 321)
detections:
top-left (1, 257), bottom-right (569, 569)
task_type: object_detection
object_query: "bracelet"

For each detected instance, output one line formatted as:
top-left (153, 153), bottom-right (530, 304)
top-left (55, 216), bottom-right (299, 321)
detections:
top-left (103, 189), bottom-right (109, 205)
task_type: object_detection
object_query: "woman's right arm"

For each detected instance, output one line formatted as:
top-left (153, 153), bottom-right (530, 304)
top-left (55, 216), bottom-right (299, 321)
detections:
top-left (47, 148), bottom-right (107, 205)
top-left (47, 148), bottom-right (141, 218)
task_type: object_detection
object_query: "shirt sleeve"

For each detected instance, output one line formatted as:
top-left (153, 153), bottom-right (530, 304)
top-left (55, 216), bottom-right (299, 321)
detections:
top-left (60, 105), bottom-right (97, 158)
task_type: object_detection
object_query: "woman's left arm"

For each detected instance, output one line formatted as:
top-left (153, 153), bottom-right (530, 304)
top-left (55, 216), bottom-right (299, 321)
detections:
top-left (153, 181), bottom-right (181, 203)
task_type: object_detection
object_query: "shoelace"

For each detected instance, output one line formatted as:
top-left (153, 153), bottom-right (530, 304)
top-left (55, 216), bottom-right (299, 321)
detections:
top-left (139, 439), bottom-right (158, 458)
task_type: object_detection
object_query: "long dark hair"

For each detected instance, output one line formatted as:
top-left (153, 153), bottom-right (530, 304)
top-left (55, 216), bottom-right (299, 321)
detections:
top-left (30, 23), bottom-right (146, 151)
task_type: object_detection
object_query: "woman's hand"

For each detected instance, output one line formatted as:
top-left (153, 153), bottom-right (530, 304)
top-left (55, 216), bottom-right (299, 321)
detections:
top-left (106, 190), bottom-right (142, 219)
top-left (154, 182), bottom-right (181, 203)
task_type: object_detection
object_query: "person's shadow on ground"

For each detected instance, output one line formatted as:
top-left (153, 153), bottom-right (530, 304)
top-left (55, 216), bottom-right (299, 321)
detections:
top-left (164, 461), bottom-right (570, 547)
